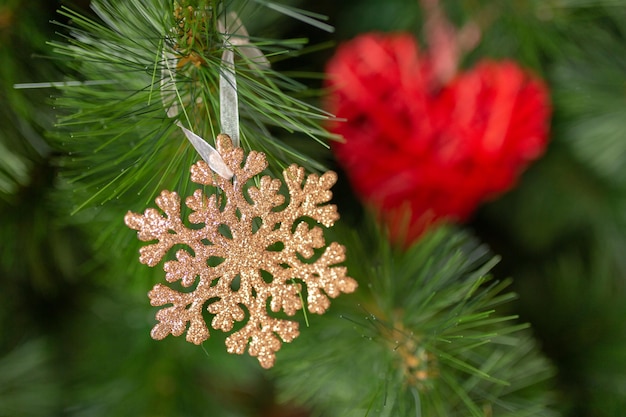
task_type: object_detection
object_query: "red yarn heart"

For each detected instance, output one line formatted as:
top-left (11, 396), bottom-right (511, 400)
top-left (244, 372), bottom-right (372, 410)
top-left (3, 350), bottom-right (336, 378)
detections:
top-left (325, 32), bottom-right (551, 246)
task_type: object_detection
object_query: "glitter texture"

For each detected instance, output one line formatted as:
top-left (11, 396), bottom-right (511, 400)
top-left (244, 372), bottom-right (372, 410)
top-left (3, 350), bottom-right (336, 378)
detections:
top-left (125, 134), bottom-right (357, 368)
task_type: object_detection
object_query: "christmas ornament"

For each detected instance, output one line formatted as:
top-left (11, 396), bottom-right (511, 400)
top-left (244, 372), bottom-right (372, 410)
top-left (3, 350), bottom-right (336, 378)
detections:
top-left (325, 32), bottom-right (551, 246)
top-left (126, 7), bottom-right (355, 369)
top-left (125, 134), bottom-right (357, 368)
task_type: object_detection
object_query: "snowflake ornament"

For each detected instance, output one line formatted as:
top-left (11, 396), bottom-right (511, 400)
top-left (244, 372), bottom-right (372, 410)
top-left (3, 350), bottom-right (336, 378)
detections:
top-left (125, 134), bottom-right (357, 368)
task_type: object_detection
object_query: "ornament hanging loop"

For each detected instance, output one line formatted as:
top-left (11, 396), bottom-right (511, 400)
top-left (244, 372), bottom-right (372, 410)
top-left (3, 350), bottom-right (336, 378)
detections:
top-left (217, 11), bottom-right (270, 148)
top-left (161, 10), bottom-right (268, 180)
top-left (219, 44), bottom-right (239, 147)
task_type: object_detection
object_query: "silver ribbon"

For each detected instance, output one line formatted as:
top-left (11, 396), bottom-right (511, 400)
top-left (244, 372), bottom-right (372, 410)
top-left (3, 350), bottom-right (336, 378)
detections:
top-left (219, 47), bottom-right (239, 147)
top-left (217, 12), bottom-right (270, 148)
top-left (176, 122), bottom-right (234, 179)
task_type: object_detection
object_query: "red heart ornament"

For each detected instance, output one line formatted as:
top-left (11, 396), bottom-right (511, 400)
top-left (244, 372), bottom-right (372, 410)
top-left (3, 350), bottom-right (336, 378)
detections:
top-left (325, 32), bottom-right (551, 246)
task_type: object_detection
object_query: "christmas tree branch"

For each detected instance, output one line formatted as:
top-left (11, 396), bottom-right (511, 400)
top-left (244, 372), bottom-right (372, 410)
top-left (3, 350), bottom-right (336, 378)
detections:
top-left (48, 0), bottom-right (337, 217)
top-left (273, 224), bottom-right (556, 416)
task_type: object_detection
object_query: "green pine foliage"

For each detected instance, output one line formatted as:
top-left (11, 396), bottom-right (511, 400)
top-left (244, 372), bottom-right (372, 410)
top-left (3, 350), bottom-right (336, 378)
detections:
top-left (274, 226), bottom-right (556, 416)
top-left (49, 0), bottom-right (336, 218)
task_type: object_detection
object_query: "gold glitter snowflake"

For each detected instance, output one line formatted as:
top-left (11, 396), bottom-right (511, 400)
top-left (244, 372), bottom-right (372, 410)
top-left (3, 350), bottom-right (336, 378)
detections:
top-left (124, 134), bottom-right (357, 368)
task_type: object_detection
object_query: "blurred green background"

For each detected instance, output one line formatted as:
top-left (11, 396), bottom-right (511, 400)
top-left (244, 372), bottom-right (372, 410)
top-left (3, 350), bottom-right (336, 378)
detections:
top-left (2, 0), bottom-right (626, 416)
